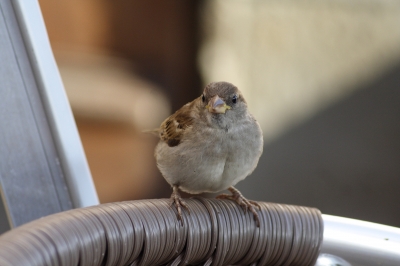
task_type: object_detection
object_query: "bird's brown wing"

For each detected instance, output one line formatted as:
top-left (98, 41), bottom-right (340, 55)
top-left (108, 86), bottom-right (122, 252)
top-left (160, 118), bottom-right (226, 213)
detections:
top-left (159, 104), bottom-right (195, 147)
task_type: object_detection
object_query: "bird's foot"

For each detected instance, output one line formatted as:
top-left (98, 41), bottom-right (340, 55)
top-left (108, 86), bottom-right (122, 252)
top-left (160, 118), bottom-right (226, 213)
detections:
top-left (216, 186), bottom-right (261, 227)
top-left (169, 186), bottom-right (190, 225)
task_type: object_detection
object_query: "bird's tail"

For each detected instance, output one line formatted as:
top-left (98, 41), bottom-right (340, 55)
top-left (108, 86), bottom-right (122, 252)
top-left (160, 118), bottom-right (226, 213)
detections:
top-left (142, 128), bottom-right (160, 137)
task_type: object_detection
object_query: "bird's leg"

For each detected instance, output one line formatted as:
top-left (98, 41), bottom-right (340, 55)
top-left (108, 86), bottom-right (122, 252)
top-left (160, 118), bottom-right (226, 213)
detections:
top-left (169, 185), bottom-right (190, 224)
top-left (217, 186), bottom-right (261, 227)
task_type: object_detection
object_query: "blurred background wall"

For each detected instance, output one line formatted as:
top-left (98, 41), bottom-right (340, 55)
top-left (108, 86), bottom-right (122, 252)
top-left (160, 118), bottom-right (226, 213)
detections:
top-left (39, 0), bottom-right (203, 203)
top-left (38, 0), bottom-right (400, 226)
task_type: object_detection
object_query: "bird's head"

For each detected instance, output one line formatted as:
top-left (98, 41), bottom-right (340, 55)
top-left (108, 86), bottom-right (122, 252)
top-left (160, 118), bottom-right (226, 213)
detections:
top-left (201, 81), bottom-right (247, 113)
top-left (200, 82), bottom-right (248, 127)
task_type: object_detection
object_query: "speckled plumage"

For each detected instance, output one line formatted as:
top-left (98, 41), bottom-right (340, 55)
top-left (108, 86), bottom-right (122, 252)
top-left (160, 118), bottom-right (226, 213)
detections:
top-left (154, 81), bottom-right (263, 225)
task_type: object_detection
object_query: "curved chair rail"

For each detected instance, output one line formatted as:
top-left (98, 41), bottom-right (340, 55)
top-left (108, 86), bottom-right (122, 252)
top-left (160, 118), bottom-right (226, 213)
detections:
top-left (0, 199), bottom-right (323, 266)
top-left (320, 214), bottom-right (400, 266)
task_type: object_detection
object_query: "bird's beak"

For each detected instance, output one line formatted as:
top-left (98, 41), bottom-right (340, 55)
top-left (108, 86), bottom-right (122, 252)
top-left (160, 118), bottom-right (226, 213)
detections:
top-left (206, 95), bottom-right (231, 114)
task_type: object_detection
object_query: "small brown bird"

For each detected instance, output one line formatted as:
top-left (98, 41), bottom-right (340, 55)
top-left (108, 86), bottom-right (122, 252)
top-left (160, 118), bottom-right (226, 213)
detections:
top-left (154, 81), bottom-right (263, 225)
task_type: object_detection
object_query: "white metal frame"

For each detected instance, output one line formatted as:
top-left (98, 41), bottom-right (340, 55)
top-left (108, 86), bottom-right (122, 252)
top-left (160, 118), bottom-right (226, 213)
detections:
top-left (320, 215), bottom-right (400, 266)
top-left (11, 0), bottom-right (99, 208)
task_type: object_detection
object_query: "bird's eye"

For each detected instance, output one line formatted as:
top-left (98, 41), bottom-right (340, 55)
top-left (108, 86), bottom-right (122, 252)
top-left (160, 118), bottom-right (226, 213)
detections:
top-left (232, 94), bottom-right (238, 104)
top-left (202, 94), bottom-right (205, 102)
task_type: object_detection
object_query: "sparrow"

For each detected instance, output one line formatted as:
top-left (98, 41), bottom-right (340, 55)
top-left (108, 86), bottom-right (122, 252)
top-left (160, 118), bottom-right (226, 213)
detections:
top-left (154, 81), bottom-right (263, 226)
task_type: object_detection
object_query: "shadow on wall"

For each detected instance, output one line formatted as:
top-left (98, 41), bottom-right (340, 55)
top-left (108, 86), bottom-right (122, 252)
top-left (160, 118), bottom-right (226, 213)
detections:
top-left (238, 63), bottom-right (400, 227)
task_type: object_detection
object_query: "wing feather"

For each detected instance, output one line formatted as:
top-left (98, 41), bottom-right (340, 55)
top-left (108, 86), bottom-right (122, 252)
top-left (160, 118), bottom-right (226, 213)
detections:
top-left (159, 103), bottom-right (195, 147)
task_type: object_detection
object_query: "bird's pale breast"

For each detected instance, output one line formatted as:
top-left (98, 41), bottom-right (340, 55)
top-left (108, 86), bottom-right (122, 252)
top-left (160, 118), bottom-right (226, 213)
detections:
top-left (155, 115), bottom-right (263, 194)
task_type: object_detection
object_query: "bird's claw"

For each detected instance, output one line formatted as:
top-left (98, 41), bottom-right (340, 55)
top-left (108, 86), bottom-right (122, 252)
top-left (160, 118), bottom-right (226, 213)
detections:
top-left (169, 186), bottom-right (189, 225)
top-left (217, 187), bottom-right (261, 227)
